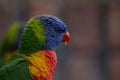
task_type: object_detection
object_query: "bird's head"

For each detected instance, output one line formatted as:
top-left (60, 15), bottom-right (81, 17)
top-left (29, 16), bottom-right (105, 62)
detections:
top-left (19, 15), bottom-right (70, 54)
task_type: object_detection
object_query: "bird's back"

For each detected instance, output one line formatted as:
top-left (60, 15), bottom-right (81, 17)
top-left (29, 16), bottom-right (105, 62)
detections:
top-left (0, 54), bottom-right (32, 80)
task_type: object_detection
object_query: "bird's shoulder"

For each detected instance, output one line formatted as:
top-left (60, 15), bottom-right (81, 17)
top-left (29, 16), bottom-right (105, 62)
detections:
top-left (0, 54), bottom-right (32, 80)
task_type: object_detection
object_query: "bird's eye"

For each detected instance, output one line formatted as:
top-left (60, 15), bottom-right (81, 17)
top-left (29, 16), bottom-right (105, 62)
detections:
top-left (54, 27), bottom-right (62, 33)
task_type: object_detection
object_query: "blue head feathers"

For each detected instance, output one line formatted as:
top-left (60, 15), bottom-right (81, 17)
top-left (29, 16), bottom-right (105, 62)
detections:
top-left (36, 15), bottom-right (67, 50)
top-left (18, 15), bottom-right (70, 54)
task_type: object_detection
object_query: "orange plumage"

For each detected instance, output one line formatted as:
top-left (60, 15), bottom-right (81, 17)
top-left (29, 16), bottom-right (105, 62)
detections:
top-left (24, 50), bottom-right (57, 80)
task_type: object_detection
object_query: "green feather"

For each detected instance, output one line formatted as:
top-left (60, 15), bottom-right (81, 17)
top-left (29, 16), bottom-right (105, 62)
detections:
top-left (0, 53), bottom-right (32, 80)
top-left (18, 18), bottom-right (46, 54)
top-left (0, 22), bottom-right (20, 67)
top-left (0, 22), bottom-right (20, 56)
top-left (0, 17), bottom-right (46, 80)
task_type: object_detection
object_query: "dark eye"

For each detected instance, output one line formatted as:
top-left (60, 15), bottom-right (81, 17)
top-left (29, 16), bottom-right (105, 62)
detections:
top-left (54, 27), bottom-right (62, 33)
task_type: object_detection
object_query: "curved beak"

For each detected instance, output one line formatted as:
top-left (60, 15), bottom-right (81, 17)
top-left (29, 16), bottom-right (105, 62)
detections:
top-left (62, 31), bottom-right (70, 45)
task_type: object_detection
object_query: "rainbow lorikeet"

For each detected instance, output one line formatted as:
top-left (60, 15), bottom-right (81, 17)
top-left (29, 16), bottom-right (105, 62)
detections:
top-left (0, 21), bottom-right (25, 67)
top-left (0, 15), bottom-right (70, 80)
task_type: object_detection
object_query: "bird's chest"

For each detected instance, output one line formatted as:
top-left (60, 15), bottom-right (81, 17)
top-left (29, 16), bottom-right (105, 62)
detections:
top-left (25, 50), bottom-right (57, 80)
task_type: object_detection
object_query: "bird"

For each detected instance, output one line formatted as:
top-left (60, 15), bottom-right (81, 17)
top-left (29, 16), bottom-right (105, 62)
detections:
top-left (0, 21), bottom-right (25, 67)
top-left (0, 15), bottom-right (70, 80)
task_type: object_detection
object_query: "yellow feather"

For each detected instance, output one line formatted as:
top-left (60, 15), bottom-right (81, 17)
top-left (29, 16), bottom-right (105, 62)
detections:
top-left (25, 51), bottom-right (50, 78)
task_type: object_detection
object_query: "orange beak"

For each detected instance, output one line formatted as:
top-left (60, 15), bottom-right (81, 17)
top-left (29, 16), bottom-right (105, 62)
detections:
top-left (62, 31), bottom-right (70, 45)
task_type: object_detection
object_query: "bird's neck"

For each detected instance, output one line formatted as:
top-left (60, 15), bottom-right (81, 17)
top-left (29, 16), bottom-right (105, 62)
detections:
top-left (23, 50), bottom-right (57, 80)
top-left (18, 18), bottom-right (46, 54)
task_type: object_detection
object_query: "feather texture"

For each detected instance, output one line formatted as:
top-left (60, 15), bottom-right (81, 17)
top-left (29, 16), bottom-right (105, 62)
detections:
top-left (23, 50), bottom-right (57, 80)
top-left (0, 15), bottom-right (70, 80)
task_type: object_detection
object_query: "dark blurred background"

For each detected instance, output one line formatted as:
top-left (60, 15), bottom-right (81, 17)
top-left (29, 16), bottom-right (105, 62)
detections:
top-left (0, 0), bottom-right (120, 80)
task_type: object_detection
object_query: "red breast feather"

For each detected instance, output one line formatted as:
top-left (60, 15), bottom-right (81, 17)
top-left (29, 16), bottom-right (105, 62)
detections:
top-left (24, 50), bottom-right (57, 80)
